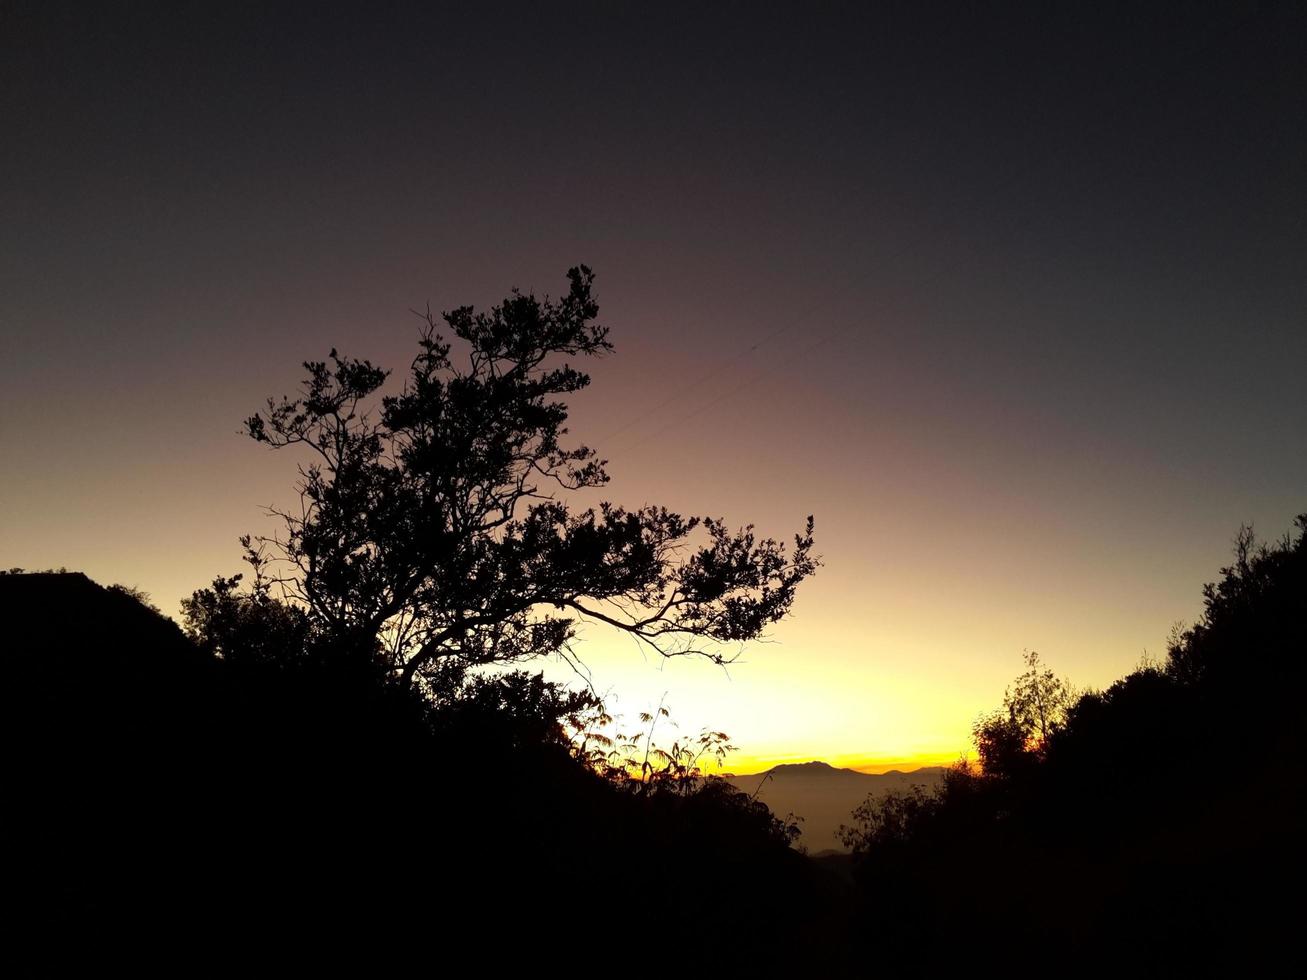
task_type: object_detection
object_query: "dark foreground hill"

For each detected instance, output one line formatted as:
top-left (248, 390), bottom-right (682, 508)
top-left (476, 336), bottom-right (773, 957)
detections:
top-left (8, 514), bottom-right (1303, 973)
top-left (723, 762), bottom-right (944, 852)
top-left (3, 572), bottom-right (849, 970)
top-left (838, 518), bottom-right (1307, 974)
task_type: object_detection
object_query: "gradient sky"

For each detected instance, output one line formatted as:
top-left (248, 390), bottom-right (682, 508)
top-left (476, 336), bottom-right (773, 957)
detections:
top-left (4, 2), bottom-right (1304, 772)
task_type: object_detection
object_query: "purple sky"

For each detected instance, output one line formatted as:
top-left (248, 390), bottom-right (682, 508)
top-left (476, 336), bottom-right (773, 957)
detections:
top-left (4, 2), bottom-right (1304, 768)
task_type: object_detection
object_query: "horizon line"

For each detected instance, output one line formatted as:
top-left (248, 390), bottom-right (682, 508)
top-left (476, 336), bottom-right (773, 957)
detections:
top-left (721, 752), bottom-right (964, 777)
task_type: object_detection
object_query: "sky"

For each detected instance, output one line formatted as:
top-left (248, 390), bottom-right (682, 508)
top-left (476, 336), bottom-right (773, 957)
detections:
top-left (3, 2), bottom-right (1304, 773)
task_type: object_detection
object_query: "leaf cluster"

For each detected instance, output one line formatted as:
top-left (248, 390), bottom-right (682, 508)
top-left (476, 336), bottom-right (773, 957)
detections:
top-left (234, 266), bottom-right (817, 691)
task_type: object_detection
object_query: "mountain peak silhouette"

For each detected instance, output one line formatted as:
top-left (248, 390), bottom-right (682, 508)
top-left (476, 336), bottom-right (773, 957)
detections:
top-left (768, 760), bottom-right (842, 774)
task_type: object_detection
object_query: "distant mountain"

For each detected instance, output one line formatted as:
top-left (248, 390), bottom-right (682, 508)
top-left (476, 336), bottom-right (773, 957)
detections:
top-left (722, 762), bottom-right (946, 853)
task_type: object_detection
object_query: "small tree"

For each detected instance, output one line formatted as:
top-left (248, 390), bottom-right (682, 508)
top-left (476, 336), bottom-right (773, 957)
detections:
top-left (182, 538), bottom-right (313, 673)
top-left (973, 650), bottom-right (1073, 775)
top-left (582, 700), bottom-right (737, 796)
top-left (225, 267), bottom-right (817, 694)
top-left (838, 784), bottom-right (939, 853)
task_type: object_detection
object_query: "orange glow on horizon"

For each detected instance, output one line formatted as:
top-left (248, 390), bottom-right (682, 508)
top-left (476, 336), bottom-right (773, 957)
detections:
top-left (721, 750), bottom-right (964, 777)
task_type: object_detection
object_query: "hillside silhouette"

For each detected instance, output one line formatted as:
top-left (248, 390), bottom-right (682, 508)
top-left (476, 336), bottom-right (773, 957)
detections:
top-left (7, 268), bottom-right (841, 969)
top-left (10, 515), bottom-right (1304, 970)
top-left (4, 571), bottom-right (843, 969)
top-left (836, 517), bottom-right (1307, 973)
top-left (8, 512), bottom-right (1305, 970)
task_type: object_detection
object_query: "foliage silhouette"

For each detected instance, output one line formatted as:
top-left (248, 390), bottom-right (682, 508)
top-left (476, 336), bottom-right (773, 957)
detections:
top-left (569, 699), bottom-right (804, 845)
top-left (180, 541), bottom-right (313, 673)
top-left (11, 505), bottom-right (1303, 974)
top-left (7, 271), bottom-right (828, 966)
top-left (838, 515), bottom-right (1307, 972)
top-left (7, 571), bottom-right (834, 968)
top-left (223, 266), bottom-right (817, 693)
top-left (971, 649), bottom-right (1074, 778)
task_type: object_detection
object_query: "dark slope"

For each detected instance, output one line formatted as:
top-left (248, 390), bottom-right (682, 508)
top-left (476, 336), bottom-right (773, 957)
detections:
top-left (841, 519), bottom-right (1307, 973)
top-left (3, 573), bottom-right (847, 970)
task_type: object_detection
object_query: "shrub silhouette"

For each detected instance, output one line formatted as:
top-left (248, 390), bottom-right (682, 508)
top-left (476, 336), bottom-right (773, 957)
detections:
top-left (7, 571), bottom-right (835, 968)
top-left (839, 515), bottom-right (1307, 971)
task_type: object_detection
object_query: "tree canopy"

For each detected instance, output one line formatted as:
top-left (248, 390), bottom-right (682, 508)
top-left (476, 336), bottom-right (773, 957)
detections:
top-left (221, 266), bottom-right (816, 694)
top-left (971, 649), bottom-right (1074, 777)
top-left (835, 516), bottom-right (1307, 969)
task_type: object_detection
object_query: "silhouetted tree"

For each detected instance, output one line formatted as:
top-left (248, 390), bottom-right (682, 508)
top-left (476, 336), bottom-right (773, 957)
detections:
top-left (838, 516), bottom-right (1307, 969)
top-left (181, 537), bottom-right (313, 673)
top-left (838, 783), bottom-right (939, 853)
top-left (1163, 519), bottom-right (1307, 690)
top-left (972, 650), bottom-right (1073, 776)
top-left (226, 266), bottom-right (817, 694)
